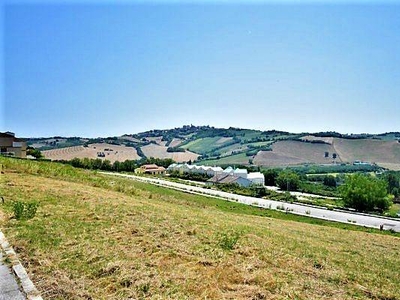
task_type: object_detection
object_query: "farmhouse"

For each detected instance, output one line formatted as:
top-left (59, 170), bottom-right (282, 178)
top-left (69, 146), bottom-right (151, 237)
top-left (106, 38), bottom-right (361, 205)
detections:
top-left (0, 132), bottom-right (27, 158)
top-left (135, 164), bottom-right (166, 175)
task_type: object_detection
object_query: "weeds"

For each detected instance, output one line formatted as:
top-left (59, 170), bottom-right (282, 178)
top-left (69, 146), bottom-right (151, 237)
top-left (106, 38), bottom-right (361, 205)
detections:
top-left (12, 201), bottom-right (38, 220)
top-left (216, 230), bottom-right (241, 250)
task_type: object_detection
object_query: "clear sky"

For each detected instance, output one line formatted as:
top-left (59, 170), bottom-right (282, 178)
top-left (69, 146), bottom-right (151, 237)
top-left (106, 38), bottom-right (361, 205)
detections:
top-left (2, 0), bottom-right (400, 137)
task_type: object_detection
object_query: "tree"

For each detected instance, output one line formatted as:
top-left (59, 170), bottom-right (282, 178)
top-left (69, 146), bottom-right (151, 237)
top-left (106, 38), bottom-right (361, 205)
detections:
top-left (323, 175), bottom-right (337, 187)
top-left (383, 171), bottom-right (400, 201)
top-left (262, 169), bottom-right (278, 186)
top-left (26, 147), bottom-right (43, 159)
top-left (276, 170), bottom-right (300, 191)
top-left (339, 174), bottom-right (392, 212)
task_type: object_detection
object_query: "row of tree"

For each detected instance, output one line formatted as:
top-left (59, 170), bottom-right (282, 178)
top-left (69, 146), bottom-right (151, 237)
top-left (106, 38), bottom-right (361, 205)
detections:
top-left (261, 168), bottom-right (398, 213)
top-left (56, 157), bottom-right (175, 173)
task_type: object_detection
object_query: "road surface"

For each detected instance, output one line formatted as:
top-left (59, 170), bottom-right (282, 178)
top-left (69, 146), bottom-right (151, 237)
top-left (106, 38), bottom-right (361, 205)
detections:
top-left (0, 250), bottom-right (25, 300)
top-left (101, 172), bottom-right (400, 232)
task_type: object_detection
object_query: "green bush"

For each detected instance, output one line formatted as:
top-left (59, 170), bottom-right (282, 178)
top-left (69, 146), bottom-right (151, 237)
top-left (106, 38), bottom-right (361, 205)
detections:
top-left (276, 170), bottom-right (300, 191)
top-left (12, 201), bottom-right (39, 220)
top-left (340, 174), bottom-right (392, 212)
top-left (217, 230), bottom-right (241, 250)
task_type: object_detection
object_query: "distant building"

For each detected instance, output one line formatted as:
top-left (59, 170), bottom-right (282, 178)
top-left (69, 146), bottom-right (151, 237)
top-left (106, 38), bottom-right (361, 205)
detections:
top-left (168, 163), bottom-right (264, 186)
top-left (135, 164), bottom-right (166, 175)
top-left (247, 172), bottom-right (265, 185)
top-left (207, 173), bottom-right (252, 187)
top-left (0, 132), bottom-right (27, 158)
top-left (233, 168), bottom-right (248, 178)
top-left (167, 163), bottom-right (223, 177)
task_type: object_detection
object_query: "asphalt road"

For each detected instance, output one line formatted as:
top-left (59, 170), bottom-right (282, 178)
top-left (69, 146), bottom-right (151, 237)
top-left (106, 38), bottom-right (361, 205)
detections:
top-left (101, 172), bottom-right (400, 232)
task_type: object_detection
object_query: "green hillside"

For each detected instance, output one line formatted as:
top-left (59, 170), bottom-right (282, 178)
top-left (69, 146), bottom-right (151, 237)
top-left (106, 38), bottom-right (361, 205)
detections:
top-left (1, 157), bottom-right (399, 299)
top-left (25, 126), bottom-right (400, 170)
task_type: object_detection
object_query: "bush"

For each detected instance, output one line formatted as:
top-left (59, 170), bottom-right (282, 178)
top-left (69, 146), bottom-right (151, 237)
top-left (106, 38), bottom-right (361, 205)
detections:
top-left (262, 169), bottom-right (279, 186)
top-left (323, 175), bottom-right (337, 187)
top-left (12, 201), bottom-right (39, 220)
top-left (339, 174), bottom-right (392, 212)
top-left (276, 170), bottom-right (300, 191)
top-left (217, 230), bottom-right (241, 250)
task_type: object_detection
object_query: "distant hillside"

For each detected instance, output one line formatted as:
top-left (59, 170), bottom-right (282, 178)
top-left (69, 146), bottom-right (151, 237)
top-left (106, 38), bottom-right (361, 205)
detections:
top-left (26, 126), bottom-right (400, 170)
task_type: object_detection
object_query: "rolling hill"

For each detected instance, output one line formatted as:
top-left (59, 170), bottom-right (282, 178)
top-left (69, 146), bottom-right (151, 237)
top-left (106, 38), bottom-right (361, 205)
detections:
top-left (26, 126), bottom-right (400, 170)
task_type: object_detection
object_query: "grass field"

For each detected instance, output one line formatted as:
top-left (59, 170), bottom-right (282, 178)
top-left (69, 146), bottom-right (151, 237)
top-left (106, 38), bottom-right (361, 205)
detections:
top-left (180, 137), bottom-right (223, 154)
top-left (1, 157), bottom-right (400, 299)
top-left (200, 152), bottom-right (250, 166)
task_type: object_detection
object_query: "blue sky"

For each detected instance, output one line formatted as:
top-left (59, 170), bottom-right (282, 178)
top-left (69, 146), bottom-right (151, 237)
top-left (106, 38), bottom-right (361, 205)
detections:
top-left (2, 1), bottom-right (400, 137)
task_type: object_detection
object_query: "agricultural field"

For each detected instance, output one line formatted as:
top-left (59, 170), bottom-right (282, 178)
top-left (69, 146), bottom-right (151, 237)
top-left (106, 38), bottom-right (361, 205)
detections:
top-left (254, 140), bottom-right (337, 167)
top-left (27, 127), bottom-right (400, 170)
top-left (180, 137), bottom-right (225, 154)
top-left (42, 143), bottom-right (141, 163)
top-left (141, 144), bottom-right (199, 162)
top-left (1, 158), bottom-right (399, 299)
top-left (332, 138), bottom-right (400, 170)
top-left (201, 153), bottom-right (250, 166)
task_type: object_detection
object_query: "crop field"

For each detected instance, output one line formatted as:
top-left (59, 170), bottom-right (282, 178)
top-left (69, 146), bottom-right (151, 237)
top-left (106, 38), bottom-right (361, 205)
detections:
top-left (141, 144), bottom-right (199, 162)
top-left (332, 138), bottom-right (400, 170)
top-left (200, 152), bottom-right (250, 166)
top-left (1, 158), bottom-right (400, 299)
top-left (168, 138), bottom-right (183, 148)
top-left (180, 137), bottom-right (223, 154)
top-left (254, 140), bottom-right (339, 167)
top-left (42, 143), bottom-right (140, 162)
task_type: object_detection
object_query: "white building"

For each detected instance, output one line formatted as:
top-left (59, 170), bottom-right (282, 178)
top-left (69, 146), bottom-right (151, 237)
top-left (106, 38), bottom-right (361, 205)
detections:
top-left (233, 168), bottom-right (248, 178)
top-left (223, 166), bottom-right (234, 175)
top-left (247, 172), bottom-right (265, 185)
top-left (167, 163), bottom-right (263, 185)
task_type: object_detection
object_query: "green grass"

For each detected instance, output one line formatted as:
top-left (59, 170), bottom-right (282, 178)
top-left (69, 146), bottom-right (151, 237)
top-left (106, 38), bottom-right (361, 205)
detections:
top-left (1, 157), bottom-right (400, 299)
top-left (200, 152), bottom-right (250, 166)
top-left (180, 137), bottom-right (223, 154)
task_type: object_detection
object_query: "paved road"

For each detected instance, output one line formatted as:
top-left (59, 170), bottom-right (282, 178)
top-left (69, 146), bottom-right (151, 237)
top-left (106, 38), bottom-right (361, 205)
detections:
top-left (0, 251), bottom-right (25, 300)
top-left (101, 172), bottom-right (400, 232)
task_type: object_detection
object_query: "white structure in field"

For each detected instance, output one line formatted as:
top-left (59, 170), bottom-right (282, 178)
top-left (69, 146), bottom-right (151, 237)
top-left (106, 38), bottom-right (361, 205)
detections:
top-left (167, 164), bottom-right (264, 186)
top-left (167, 163), bottom-right (223, 177)
top-left (246, 172), bottom-right (265, 185)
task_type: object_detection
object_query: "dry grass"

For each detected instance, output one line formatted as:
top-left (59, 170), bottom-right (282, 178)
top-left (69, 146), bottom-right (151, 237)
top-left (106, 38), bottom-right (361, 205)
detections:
top-left (42, 143), bottom-right (140, 162)
top-left (333, 138), bottom-right (400, 169)
top-left (254, 141), bottom-right (338, 166)
top-left (1, 163), bottom-right (400, 299)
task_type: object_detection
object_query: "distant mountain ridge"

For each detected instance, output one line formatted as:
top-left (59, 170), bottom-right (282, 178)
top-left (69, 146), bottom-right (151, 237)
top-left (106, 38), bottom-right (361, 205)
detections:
top-left (26, 126), bottom-right (400, 170)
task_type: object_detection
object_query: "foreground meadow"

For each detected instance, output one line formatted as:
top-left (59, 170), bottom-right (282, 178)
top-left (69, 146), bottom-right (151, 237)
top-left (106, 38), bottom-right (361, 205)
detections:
top-left (1, 158), bottom-right (399, 299)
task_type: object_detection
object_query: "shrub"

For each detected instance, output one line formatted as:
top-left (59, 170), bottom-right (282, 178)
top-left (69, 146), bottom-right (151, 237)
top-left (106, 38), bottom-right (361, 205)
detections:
top-left (12, 201), bottom-right (39, 220)
top-left (217, 230), bottom-right (241, 250)
top-left (340, 174), bottom-right (392, 212)
top-left (276, 170), bottom-right (300, 191)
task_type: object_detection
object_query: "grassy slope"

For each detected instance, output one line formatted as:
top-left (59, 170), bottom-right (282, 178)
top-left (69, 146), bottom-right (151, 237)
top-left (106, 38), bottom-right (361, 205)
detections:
top-left (1, 158), bottom-right (400, 299)
top-left (180, 137), bottom-right (223, 154)
top-left (200, 153), bottom-right (250, 166)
